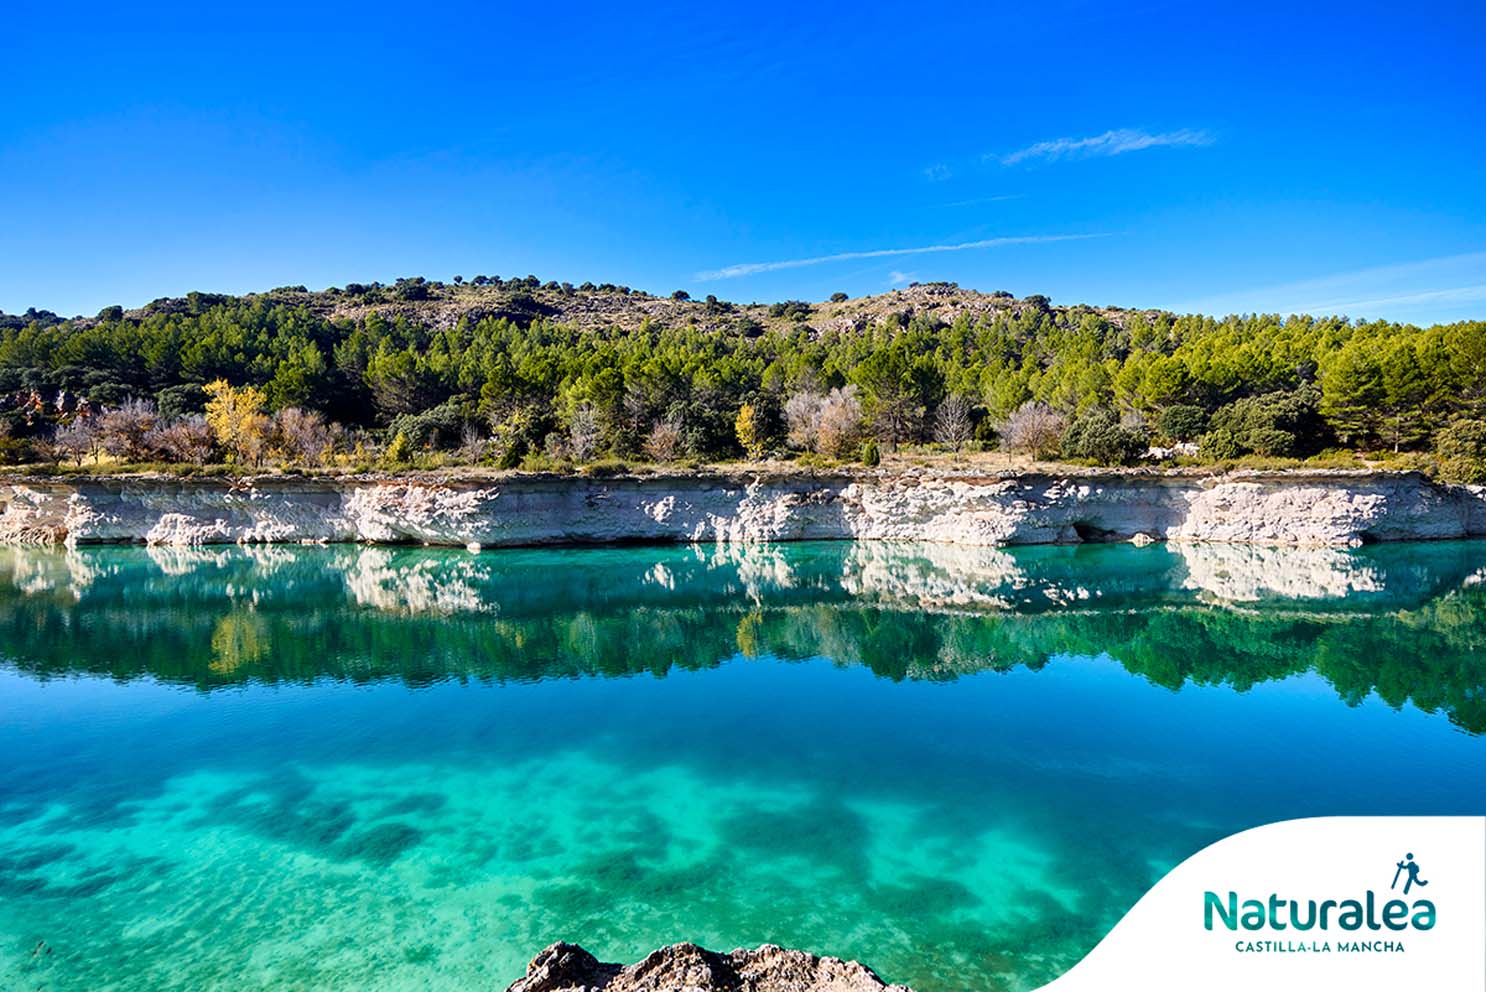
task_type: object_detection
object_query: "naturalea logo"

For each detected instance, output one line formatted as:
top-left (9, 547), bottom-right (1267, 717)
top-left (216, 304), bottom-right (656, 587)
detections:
top-left (1204, 853), bottom-right (1436, 954)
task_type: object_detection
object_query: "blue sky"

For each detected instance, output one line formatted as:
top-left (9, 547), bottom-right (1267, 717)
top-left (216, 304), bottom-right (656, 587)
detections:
top-left (4, 1), bottom-right (1484, 324)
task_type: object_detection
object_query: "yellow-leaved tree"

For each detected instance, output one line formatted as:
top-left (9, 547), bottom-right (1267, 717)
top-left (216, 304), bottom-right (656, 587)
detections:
top-left (203, 379), bottom-right (270, 466)
top-left (735, 401), bottom-right (765, 459)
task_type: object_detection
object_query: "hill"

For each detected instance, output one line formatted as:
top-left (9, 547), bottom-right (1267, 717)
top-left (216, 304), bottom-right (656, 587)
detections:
top-left (5, 278), bottom-right (1146, 338)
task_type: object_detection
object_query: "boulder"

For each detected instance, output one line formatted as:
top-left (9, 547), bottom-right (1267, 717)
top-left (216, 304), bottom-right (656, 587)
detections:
top-left (504, 941), bottom-right (913, 992)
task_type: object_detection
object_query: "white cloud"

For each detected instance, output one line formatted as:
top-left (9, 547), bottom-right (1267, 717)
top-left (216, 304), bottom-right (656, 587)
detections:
top-left (1171, 252), bottom-right (1486, 320)
top-left (935, 194), bottom-right (1023, 208)
top-left (695, 233), bottom-right (1105, 281)
top-left (922, 163), bottom-right (952, 182)
top-left (888, 270), bottom-right (915, 285)
top-left (998, 128), bottom-right (1213, 166)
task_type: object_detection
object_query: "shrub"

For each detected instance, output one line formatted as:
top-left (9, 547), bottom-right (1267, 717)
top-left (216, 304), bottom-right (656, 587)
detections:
top-left (155, 384), bottom-right (205, 420)
top-left (0, 436), bottom-right (34, 465)
top-left (644, 415), bottom-right (684, 463)
top-left (829, 292), bottom-right (849, 303)
top-left (1060, 409), bottom-right (1146, 465)
top-left (1247, 426), bottom-right (1297, 457)
top-left (816, 386), bottom-right (864, 458)
top-left (785, 390), bottom-right (824, 451)
top-left (1158, 404), bottom-right (1207, 442)
top-left (860, 438), bottom-right (881, 466)
top-left (1206, 386), bottom-right (1329, 459)
top-left (388, 398), bottom-right (465, 450)
top-left (999, 401), bottom-right (1065, 460)
top-left (52, 419), bottom-right (100, 466)
top-left (273, 407), bottom-right (335, 465)
top-left (568, 404), bottom-right (601, 462)
top-left (767, 300), bottom-right (812, 321)
top-left (385, 431), bottom-right (413, 465)
top-left (1435, 417), bottom-right (1486, 483)
top-left (1200, 427), bottom-right (1244, 461)
top-left (99, 399), bottom-right (159, 461)
top-left (456, 425), bottom-right (489, 463)
top-left (147, 415), bottom-right (215, 464)
top-left (487, 406), bottom-right (543, 468)
top-left (580, 458), bottom-right (631, 477)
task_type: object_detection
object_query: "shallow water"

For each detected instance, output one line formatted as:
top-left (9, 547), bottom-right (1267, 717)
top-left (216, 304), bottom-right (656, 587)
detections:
top-left (1, 540), bottom-right (1484, 991)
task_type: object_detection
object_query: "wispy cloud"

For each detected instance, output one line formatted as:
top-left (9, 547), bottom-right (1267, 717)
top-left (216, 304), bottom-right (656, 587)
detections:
top-left (934, 194), bottom-right (1023, 208)
top-left (922, 163), bottom-right (952, 182)
top-left (696, 233), bottom-right (1105, 281)
top-left (888, 270), bottom-right (916, 285)
top-left (998, 128), bottom-right (1213, 166)
top-left (1171, 251), bottom-right (1486, 321)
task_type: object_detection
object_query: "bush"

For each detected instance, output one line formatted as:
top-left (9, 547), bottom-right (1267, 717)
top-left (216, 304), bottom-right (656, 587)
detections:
top-left (388, 398), bottom-right (466, 450)
top-left (1206, 386), bottom-right (1329, 459)
top-left (1247, 426), bottom-right (1298, 457)
top-left (0, 436), bottom-right (34, 465)
top-left (999, 401), bottom-right (1065, 460)
top-left (644, 415), bottom-right (684, 463)
top-left (385, 431), bottom-right (413, 465)
top-left (829, 292), bottom-right (849, 303)
top-left (273, 407), bottom-right (335, 465)
top-left (767, 300), bottom-right (812, 321)
top-left (1060, 409), bottom-right (1146, 465)
top-left (860, 438), bottom-right (880, 466)
top-left (1435, 417), bottom-right (1486, 483)
top-left (1158, 404), bottom-right (1207, 442)
top-left (156, 384), bottom-right (205, 420)
top-left (1200, 427), bottom-right (1244, 461)
top-left (580, 458), bottom-right (631, 477)
top-left (147, 415), bottom-right (215, 464)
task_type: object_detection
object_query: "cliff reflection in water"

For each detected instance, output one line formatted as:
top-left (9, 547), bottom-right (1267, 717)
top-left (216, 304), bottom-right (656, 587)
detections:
top-left (1, 540), bottom-right (1483, 732)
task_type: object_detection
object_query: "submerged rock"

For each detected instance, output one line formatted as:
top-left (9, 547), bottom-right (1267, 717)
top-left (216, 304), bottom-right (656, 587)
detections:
top-left (504, 941), bottom-right (914, 992)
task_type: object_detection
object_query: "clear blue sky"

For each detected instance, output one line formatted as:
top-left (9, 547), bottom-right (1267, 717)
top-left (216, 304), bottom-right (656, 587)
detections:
top-left (4, 1), bottom-right (1484, 324)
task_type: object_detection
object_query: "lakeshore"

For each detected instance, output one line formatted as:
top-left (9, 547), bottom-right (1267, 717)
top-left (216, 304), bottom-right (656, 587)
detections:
top-left (0, 468), bottom-right (1482, 548)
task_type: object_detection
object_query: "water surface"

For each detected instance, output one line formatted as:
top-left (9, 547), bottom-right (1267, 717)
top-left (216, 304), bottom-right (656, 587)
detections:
top-left (1, 541), bottom-right (1483, 991)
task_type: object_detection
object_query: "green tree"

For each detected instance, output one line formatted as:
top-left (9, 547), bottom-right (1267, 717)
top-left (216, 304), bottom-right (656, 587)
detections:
top-left (1321, 345), bottom-right (1384, 447)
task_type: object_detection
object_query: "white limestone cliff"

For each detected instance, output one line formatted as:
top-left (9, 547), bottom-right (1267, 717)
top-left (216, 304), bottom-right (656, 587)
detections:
top-left (0, 471), bottom-right (1481, 549)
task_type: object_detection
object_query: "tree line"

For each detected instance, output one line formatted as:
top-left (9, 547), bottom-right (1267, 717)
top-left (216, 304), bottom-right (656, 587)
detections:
top-left (0, 291), bottom-right (1482, 478)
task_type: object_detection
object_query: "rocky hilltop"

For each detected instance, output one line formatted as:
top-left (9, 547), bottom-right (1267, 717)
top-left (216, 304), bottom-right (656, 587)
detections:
top-left (0, 469), bottom-right (1482, 548)
top-left (505, 942), bottom-right (912, 992)
top-left (69, 280), bottom-right (1128, 338)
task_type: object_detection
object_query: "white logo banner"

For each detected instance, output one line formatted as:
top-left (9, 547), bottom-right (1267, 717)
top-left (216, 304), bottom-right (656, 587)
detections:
top-left (1040, 816), bottom-right (1485, 991)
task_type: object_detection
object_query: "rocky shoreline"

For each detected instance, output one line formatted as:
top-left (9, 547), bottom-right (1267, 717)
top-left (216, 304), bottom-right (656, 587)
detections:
top-left (505, 942), bottom-right (912, 992)
top-left (0, 469), bottom-right (1482, 548)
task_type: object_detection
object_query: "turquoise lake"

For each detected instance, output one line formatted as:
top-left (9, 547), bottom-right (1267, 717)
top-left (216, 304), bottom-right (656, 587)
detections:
top-left (1, 540), bottom-right (1484, 991)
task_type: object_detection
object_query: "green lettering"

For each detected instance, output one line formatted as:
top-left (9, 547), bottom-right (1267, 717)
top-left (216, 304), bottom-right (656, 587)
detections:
top-left (1241, 898), bottom-right (1266, 929)
top-left (1205, 891), bottom-right (1237, 930)
top-left (1413, 901), bottom-right (1436, 930)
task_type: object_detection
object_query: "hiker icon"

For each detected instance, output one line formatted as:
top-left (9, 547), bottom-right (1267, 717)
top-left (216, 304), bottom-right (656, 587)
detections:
top-left (1391, 853), bottom-right (1428, 895)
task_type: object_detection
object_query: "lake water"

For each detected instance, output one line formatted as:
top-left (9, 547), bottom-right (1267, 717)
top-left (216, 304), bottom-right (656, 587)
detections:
top-left (1, 540), bottom-right (1483, 991)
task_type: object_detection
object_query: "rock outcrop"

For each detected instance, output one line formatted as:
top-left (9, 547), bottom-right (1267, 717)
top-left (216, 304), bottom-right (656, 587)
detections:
top-left (0, 470), bottom-right (1481, 548)
top-left (505, 942), bottom-right (912, 992)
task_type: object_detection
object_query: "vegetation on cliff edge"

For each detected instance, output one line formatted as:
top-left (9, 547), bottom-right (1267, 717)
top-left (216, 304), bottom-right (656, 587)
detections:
top-left (0, 279), bottom-right (1482, 480)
